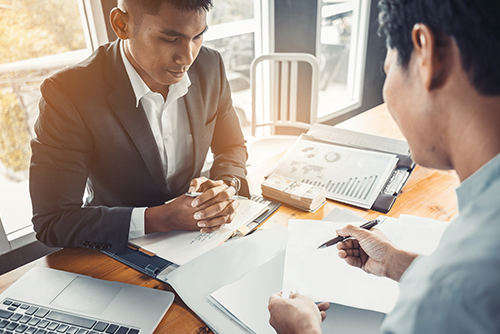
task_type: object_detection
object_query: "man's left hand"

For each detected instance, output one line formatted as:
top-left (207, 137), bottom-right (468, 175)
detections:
top-left (268, 291), bottom-right (329, 334)
top-left (188, 177), bottom-right (240, 233)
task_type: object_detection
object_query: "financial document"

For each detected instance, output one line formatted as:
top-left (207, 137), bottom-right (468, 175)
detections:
top-left (267, 136), bottom-right (399, 209)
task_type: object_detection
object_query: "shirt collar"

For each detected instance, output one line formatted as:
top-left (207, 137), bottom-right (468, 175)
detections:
top-left (456, 152), bottom-right (500, 211)
top-left (120, 40), bottom-right (191, 108)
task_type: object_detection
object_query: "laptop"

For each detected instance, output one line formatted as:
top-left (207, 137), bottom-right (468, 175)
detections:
top-left (0, 267), bottom-right (174, 334)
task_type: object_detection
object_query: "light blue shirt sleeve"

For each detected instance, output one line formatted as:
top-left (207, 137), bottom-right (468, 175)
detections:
top-left (380, 152), bottom-right (500, 334)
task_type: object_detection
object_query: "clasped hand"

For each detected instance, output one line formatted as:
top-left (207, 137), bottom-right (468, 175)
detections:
top-left (145, 176), bottom-right (240, 234)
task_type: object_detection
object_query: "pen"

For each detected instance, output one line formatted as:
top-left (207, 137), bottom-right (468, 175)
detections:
top-left (317, 219), bottom-right (380, 249)
top-left (184, 192), bottom-right (249, 201)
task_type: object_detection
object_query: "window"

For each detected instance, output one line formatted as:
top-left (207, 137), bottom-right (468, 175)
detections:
top-left (316, 0), bottom-right (371, 122)
top-left (203, 0), bottom-right (267, 135)
top-left (0, 0), bottom-right (95, 253)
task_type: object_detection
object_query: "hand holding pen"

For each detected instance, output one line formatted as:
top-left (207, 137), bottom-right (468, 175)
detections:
top-left (334, 218), bottom-right (417, 281)
top-left (317, 219), bottom-right (380, 249)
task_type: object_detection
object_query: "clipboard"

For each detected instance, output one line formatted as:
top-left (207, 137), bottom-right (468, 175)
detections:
top-left (102, 194), bottom-right (281, 283)
top-left (266, 124), bottom-right (415, 214)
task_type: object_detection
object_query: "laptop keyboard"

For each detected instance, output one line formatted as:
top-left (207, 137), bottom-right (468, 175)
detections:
top-left (0, 299), bottom-right (140, 334)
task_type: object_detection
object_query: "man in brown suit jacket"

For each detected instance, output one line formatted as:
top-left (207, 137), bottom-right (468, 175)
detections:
top-left (30, 0), bottom-right (249, 254)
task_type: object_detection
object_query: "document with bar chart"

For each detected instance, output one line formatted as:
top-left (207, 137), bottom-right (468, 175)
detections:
top-left (267, 136), bottom-right (399, 209)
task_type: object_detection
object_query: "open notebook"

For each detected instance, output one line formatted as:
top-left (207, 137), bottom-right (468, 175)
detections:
top-left (129, 198), bottom-right (268, 266)
top-left (102, 195), bottom-right (280, 283)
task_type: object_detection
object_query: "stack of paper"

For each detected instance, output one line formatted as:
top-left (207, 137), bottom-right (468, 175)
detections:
top-left (207, 253), bottom-right (284, 334)
top-left (205, 211), bottom-right (450, 333)
top-left (261, 174), bottom-right (326, 212)
top-left (166, 225), bottom-right (289, 334)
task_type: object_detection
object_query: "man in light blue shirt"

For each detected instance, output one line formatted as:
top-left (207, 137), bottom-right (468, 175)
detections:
top-left (268, 0), bottom-right (500, 333)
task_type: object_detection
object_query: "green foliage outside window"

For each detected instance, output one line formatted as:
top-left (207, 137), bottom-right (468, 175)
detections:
top-left (0, 0), bottom-right (85, 63)
top-left (0, 90), bottom-right (30, 172)
top-left (0, 0), bottom-right (85, 177)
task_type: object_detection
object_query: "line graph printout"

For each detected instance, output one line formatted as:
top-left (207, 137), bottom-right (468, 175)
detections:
top-left (267, 137), bottom-right (399, 209)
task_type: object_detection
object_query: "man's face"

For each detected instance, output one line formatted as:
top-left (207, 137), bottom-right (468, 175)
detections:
top-left (382, 47), bottom-right (451, 170)
top-left (123, 3), bottom-right (207, 92)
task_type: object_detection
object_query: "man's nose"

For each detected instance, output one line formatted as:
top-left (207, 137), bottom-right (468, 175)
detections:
top-left (174, 41), bottom-right (196, 66)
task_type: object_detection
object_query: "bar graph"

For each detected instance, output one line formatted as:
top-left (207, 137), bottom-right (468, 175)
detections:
top-left (267, 137), bottom-right (399, 209)
top-left (302, 175), bottom-right (378, 202)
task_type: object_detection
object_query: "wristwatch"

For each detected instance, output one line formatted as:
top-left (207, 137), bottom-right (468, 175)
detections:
top-left (216, 175), bottom-right (241, 194)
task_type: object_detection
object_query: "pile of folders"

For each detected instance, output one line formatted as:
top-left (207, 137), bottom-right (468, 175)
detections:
top-left (261, 174), bottom-right (326, 212)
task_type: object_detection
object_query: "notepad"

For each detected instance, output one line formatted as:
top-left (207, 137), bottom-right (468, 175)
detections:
top-left (129, 199), bottom-right (268, 265)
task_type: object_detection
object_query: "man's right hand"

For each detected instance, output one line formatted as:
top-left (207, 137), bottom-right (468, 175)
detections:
top-left (336, 224), bottom-right (419, 282)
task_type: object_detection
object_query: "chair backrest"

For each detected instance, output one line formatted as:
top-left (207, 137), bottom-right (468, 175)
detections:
top-left (250, 53), bottom-right (320, 136)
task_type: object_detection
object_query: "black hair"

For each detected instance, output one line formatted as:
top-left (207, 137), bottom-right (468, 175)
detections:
top-left (378, 0), bottom-right (500, 96)
top-left (119, 0), bottom-right (212, 35)
top-left (127, 0), bottom-right (213, 15)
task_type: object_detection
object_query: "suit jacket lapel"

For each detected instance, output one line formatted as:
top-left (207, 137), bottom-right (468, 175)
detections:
top-left (184, 71), bottom-right (206, 176)
top-left (104, 41), bottom-right (169, 192)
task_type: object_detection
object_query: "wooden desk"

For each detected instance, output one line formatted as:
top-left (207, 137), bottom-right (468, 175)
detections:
top-left (0, 104), bottom-right (459, 334)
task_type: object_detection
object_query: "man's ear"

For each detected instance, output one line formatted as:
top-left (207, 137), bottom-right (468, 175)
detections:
top-left (411, 23), bottom-right (451, 91)
top-left (110, 7), bottom-right (130, 40)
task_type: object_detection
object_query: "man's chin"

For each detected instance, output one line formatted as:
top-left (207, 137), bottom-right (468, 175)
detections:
top-left (160, 76), bottom-right (183, 87)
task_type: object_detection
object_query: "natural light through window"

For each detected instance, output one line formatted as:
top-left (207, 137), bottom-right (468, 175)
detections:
top-left (0, 0), bottom-right (88, 250)
top-left (316, 0), bottom-right (370, 122)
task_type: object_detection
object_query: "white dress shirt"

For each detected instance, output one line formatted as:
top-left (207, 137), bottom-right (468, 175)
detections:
top-left (120, 41), bottom-right (193, 239)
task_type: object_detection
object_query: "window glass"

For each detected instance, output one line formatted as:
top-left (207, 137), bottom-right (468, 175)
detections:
top-left (0, 0), bottom-right (85, 64)
top-left (205, 0), bottom-right (257, 135)
top-left (0, 0), bottom-right (86, 240)
top-left (204, 33), bottom-right (254, 134)
top-left (209, 0), bottom-right (254, 24)
top-left (317, 0), bottom-right (368, 121)
top-left (318, 7), bottom-right (352, 111)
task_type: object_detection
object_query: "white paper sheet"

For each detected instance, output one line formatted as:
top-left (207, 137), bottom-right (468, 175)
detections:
top-left (201, 223), bottom-right (386, 334)
top-left (322, 207), bottom-right (366, 223)
top-left (283, 216), bottom-right (449, 314)
top-left (166, 225), bottom-right (288, 334)
top-left (130, 199), bottom-right (268, 265)
top-left (208, 252), bottom-right (284, 334)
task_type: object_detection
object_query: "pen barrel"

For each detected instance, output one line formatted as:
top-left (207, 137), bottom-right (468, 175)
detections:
top-left (321, 235), bottom-right (345, 248)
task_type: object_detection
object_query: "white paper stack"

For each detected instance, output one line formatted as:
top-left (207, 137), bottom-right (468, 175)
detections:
top-left (205, 211), bottom-right (451, 334)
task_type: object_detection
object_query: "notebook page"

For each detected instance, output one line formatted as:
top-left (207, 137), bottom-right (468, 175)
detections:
top-left (130, 199), bottom-right (268, 265)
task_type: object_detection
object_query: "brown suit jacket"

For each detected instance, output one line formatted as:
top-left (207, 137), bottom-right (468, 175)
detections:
top-left (30, 40), bottom-right (249, 254)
